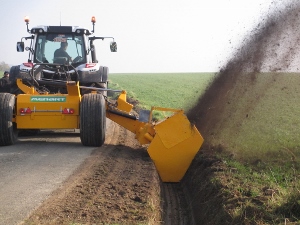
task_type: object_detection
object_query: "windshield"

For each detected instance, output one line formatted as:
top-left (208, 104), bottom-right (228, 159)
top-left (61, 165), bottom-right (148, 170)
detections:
top-left (34, 33), bottom-right (86, 64)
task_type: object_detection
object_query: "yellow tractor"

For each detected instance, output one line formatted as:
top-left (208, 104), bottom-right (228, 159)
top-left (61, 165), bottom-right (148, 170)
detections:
top-left (0, 17), bottom-right (204, 182)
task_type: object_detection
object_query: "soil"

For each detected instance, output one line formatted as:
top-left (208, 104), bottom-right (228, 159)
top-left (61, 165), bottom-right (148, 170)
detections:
top-left (22, 121), bottom-right (194, 225)
top-left (22, 122), bottom-right (161, 225)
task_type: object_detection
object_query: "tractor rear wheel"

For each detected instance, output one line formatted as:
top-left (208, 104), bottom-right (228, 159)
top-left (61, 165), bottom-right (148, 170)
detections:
top-left (0, 93), bottom-right (17, 145)
top-left (80, 94), bottom-right (106, 146)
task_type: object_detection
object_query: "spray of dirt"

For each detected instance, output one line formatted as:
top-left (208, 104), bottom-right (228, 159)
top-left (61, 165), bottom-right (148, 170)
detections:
top-left (187, 1), bottom-right (300, 147)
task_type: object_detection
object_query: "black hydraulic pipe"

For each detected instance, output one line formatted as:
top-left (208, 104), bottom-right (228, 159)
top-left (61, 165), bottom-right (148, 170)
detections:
top-left (107, 109), bottom-right (137, 120)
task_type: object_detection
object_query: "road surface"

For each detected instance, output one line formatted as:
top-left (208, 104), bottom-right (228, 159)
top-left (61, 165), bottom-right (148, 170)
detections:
top-left (0, 128), bottom-right (97, 225)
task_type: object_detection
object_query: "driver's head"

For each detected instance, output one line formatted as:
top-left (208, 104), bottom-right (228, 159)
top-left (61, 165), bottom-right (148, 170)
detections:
top-left (61, 42), bottom-right (68, 50)
top-left (3, 71), bottom-right (9, 77)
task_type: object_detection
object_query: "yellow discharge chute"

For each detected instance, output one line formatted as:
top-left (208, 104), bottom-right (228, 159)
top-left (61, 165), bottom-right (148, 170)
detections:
top-left (106, 92), bottom-right (204, 182)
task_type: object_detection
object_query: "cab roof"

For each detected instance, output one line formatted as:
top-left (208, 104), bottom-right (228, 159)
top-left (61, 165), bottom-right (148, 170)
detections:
top-left (30, 26), bottom-right (92, 35)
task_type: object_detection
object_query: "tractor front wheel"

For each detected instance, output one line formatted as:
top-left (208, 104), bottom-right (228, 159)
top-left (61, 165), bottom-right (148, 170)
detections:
top-left (80, 94), bottom-right (106, 146)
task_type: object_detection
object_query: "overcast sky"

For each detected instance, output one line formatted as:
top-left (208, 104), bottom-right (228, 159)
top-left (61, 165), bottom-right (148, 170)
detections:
top-left (0, 0), bottom-right (277, 73)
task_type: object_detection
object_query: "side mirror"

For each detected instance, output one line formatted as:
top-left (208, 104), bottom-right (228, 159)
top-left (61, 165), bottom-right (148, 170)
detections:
top-left (110, 42), bottom-right (117, 52)
top-left (17, 42), bottom-right (24, 52)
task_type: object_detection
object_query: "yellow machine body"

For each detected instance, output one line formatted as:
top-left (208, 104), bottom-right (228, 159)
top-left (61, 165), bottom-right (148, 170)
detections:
top-left (14, 79), bottom-right (80, 129)
top-left (13, 80), bottom-right (204, 182)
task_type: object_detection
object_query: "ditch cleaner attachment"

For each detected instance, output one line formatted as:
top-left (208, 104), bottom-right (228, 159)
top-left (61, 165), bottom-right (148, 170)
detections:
top-left (0, 80), bottom-right (203, 182)
top-left (106, 92), bottom-right (204, 182)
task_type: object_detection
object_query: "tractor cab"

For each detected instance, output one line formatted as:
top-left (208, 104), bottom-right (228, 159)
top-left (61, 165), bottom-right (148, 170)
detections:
top-left (17, 27), bottom-right (88, 66)
top-left (17, 17), bottom-right (117, 66)
top-left (12, 16), bottom-right (117, 95)
top-left (35, 30), bottom-right (87, 66)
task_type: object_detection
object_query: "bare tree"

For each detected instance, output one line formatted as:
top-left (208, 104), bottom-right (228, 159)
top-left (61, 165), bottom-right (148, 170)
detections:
top-left (0, 61), bottom-right (10, 72)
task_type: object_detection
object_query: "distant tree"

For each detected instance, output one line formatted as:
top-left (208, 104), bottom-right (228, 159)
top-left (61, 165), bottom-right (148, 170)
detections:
top-left (0, 61), bottom-right (10, 72)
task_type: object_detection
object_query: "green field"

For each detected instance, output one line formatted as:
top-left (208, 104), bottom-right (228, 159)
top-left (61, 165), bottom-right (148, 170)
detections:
top-left (207, 73), bottom-right (300, 161)
top-left (109, 72), bottom-right (300, 161)
top-left (108, 73), bottom-right (215, 111)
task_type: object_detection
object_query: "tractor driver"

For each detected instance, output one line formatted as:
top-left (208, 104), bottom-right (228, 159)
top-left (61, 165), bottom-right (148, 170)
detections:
top-left (54, 41), bottom-right (72, 63)
top-left (0, 71), bottom-right (11, 93)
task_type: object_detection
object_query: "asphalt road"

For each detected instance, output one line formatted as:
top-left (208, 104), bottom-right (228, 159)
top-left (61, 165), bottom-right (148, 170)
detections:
top-left (0, 129), bottom-right (98, 225)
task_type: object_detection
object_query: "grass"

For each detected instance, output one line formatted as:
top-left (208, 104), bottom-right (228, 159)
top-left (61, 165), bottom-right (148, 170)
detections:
top-left (217, 155), bottom-right (300, 224)
top-left (108, 72), bottom-right (215, 109)
top-left (108, 72), bottom-right (215, 119)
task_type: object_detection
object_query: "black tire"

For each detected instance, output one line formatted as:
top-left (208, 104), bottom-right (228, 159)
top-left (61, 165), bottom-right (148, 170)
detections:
top-left (99, 66), bottom-right (109, 83)
top-left (102, 66), bottom-right (108, 83)
top-left (80, 94), bottom-right (106, 146)
top-left (0, 93), bottom-right (17, 146)
top-left (9, 65), bottom-right (20, 83)
top-left (9, 65), bottom-right (23, 95)
top-left (99, 66), bottom-right (108, 96)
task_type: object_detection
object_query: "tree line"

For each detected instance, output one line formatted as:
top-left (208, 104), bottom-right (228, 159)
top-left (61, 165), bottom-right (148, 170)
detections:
top-left (0, 61), bottom-right (10, 72)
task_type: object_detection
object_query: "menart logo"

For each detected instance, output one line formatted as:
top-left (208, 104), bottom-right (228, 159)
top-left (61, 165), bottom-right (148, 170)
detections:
top-left (30, 96), bottom-right (66, 102)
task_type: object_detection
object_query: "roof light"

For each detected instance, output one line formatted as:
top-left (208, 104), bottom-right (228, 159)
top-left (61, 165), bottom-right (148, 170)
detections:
top-left (24, 16), bottom-right (30, 33)
top-left (91, 16), bottom-right (96, 33)
top-left (24, 16), bottom-right (30, 23)
top-left (85, 63), bottom-right (96, 68)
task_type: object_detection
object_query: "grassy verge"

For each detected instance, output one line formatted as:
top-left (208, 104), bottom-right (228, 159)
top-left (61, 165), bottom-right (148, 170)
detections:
top-left (185, 150), bottom-right (300, 224)
top-left (221, 153), bottom-right (299, 224)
